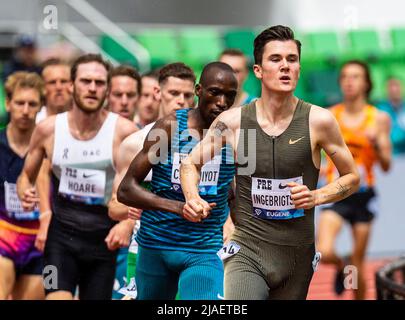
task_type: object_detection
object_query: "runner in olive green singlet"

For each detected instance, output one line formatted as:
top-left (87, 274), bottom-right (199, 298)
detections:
top-left (224, 100), bottom-right (319, 299)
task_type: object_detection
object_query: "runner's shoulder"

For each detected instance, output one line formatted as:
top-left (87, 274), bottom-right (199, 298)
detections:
top-left (309, 105), bottom-right (339, 132)
top-left (115, 114), bottom-right (138, 139)
top-left (213, 107), bottom-right (241, 131)
top-left (120, 123), bottom-right (154, 157)
top-left (35, 114), bottom-right (56, 137)
top-left (151, 112), bottom-right (177, 133)
top-left (376, 109), bottom-right (391, 127)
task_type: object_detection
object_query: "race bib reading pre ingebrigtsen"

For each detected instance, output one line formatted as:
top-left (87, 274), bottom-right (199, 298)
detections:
top-left (4, 182), bottom-right (40, 221)
top-left (251, 176), bottom-right (304, 220)
top-left (171, 152), bottom-right (221, 195)
top-left (58, 166), bottom-right (106, 205)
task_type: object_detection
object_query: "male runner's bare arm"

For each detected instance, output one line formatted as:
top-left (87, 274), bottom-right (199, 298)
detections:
top-left (108, 117), bottom-right (139, 221)
top-left (108, 132), bottom-right (144, 221)
top-left (35, 159), bottom-right (52, 252)
top-left (305, 107), bottom-right (360, 207)
top-left (180, 110), bottom-right (238, 220)
top-left (17, 120), bottom-right (53, 211)
top-left (374, 111), bottom-right (392, 172)
top-left (223, 178), bottom-right (236, 243)
top-left (105, 117), bottom-right (138, 250)
top-left (117, 116), bottom-right (187, 219)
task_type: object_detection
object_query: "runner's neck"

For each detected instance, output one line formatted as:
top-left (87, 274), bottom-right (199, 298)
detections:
top-left (67, 106), bottom-right (108, 141)
top-left (257, 92), bottom-right (298, 125)
top-left (342, 96), bottom-right (368, 114)
top-left (6, 124), bottom-right (32, 157)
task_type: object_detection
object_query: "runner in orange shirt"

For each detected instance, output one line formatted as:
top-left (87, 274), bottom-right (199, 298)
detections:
top-left (317, 60), bottom-right (392, 299)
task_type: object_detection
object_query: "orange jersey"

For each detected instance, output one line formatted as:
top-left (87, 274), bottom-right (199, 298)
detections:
top-left (325, 103), bottom-right (378, 189)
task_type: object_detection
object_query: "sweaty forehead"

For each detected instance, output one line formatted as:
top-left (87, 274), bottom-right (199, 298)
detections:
top-left (12, 87), bottom-right (41, 101)
top-left (202, 68), bottom-right (237, 88)
top-left (263, 40), bottom-right (299, 56)
top-left (220, 55), bottom-right (246, 69)
top-left (111, 76), bottom-right (137, 90)
top-left (142, 77), bottom-right (158, 87)
top-left (76, 62), bottom-right (108, 80)
top-left (43, 65), bottom-right (70, 80)
top-left (162, 77), bottom-right (194, 91)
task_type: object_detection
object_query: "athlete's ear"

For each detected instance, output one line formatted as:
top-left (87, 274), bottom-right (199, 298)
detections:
top-left (68, 82), bottom-right (74, 95)
top-left (253, 64), bottom-right (263, 80)
top-left (297, 63), bottom-right (301, 81)
top-left (5, 97), bottom-right (11, 112)
top-left (195, 84), bottom-right (202, 98)
top-left (153, 85), bottom-right (161, 102)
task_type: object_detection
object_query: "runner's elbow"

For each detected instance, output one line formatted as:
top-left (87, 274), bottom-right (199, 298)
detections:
top-left (352, 172), bottom-right (361, 192)
top-left (380, 160), bottom-right (391, 172)
top-left (107, 200), bottom-right (122, 221)
top-left (117, 181), bottom-right (131, 206)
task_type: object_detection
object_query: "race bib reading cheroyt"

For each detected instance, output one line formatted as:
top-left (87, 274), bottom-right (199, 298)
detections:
top-left (4, 182), bottom-right (39, 221)
top-left (171, 152), bottom-right (221, 196)
top-left (251, 176), bottom-right (304, 220)
top-left (58, 166), bottom-right (106, 205)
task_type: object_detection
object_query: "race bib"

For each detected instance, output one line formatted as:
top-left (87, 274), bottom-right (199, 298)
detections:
top-left (171, 152), bottom-right (221, 195)
top-left (4, 182), bottom-right (39, 221)
top-left (118, 277), bottom-right (137, 299)
top-left (312, 252), bottom-right (322, 272)
top-left (58, 166), bottom-right (106, 205)
top-left (128, 238), bottom-right (139, 254)
top-left (251, 176), bottom-right (304, 220)
top-left (129, 221), bottom-right (140, 254)
top-left (217, 241), bottom-right (240, 261)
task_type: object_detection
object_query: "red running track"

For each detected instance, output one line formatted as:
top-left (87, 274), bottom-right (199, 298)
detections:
top-left (307, 258), bottom-right (392, 300)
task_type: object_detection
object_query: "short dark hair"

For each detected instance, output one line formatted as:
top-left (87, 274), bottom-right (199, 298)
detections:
top-left (142, 69), bottom-right (160, 81)
top-left (254, 25), bottom-right (301, 65)
top-left (340, 60), bottom-right (373, 98)
top-left (220, 48), bottom-right (246, 59)
top-left (41, 58), bottom-right (70, 77)
top-left (158, 62), bottom-right (196, 86)
top-left (385, 75), bottom-right (401, 83)
top-left (110, 65), bottom-right (142, 94)
top-left (219, 48), bottom-right (249, 68)
top-left (71, 53), bottom-right (112, 83)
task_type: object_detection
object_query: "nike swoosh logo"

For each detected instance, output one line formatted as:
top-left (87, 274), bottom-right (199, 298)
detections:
top-left (278, 183), bottom-right (289, 189)
top-left (289, 136), bottom-right (305, 145)
top-left (217, 293), bottom-right (225, 300)
top-left (83, 173), bottom-right (97, 178)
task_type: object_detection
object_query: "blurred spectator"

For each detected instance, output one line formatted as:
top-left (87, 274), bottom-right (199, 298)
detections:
top-left (2, 35), bottom-right (42, 82)
top-left (377, 77), bottom-right (405, 155)
top-left (107, 65), bottom-right (141, 121)
top-left (133, 69), bottom-right (160, 129)
top-left (38, 40), bottom-right (80, 63)
top-left (219, 48), bottom-right (256, 107)
top-left (36, 58), bottom-right (72, 123)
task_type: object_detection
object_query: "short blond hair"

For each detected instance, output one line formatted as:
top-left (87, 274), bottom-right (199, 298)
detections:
top-left (5, 71), bottom-right (45, 102)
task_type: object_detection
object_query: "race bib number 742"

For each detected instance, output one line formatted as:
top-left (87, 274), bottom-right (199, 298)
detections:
top-left (58, 166), bottom-right (106, 205)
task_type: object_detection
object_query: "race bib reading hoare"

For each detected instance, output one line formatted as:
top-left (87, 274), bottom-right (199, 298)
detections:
top-left (251, 176), bottom-right (304, 220)
top-left (171, 152), bottom-right (221, 195)
top-left (58, 166), bottom-right (106, 205)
